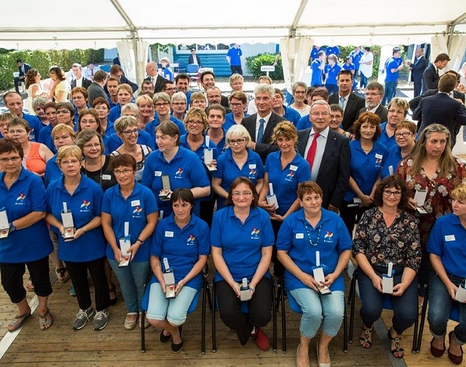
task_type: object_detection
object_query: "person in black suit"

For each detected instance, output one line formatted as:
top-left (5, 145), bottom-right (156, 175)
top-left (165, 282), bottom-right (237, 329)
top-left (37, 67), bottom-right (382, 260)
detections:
top-left (413, 73), bottom-right (466, 147)
top-left (358, 82), bottom-right (388, 123)
top-left (145, 61), bottom-right (169, 93)
top-left (70, 63), bottom-right (92, 90)
top-left (200, 71), bottom-right (229, 108)
top-left (87, 70), bottom-right (108, 106)
top-left (422, 53), bottom-right (450, 93)
top-left (328, 70), bottom-right (365, 131)
top-left (407, 48), bottom-right (427, 97)
top-left (297, 100), bottom-right (351, 211)
top-left (188, 49), bottom-right (202, 66)
top-left (241, 84), bottom-right (285, 162)
top-left (14, 59), bottom-right (31, 93)
top-left (107, 64), bottom-right (138, 94)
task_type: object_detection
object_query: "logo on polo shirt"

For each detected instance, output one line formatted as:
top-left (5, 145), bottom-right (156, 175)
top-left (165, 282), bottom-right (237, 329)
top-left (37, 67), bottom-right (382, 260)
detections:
top-left (80, 200), bottom-right (91, 212)
top-left (285, 170), bottom-right (295, 182)
top-left (187, 234), bottom-right (196, 246)
top-left (133, 206), bottom-right (142, 214)
top-left (248, 168), bottom-right (257, 179)
top-left (15, 193), bottom-right (26, 205)
top-left (250, 227), bottom-right (260, 240)
top-left (324, 230), bottom-right (334, 243)
top-left (175, 168), bottom-right (183, 179)
top-left (132, 205), bottom-right (144, 219)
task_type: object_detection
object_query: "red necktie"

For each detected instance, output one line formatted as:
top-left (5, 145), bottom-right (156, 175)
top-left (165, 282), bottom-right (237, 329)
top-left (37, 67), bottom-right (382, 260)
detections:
top-left (306, 132), bottom-right (320, 168)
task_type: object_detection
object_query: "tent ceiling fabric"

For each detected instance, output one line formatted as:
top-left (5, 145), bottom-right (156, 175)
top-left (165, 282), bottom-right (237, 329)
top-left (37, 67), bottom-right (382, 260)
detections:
top-left (1, 0), bottom-right (466, 49)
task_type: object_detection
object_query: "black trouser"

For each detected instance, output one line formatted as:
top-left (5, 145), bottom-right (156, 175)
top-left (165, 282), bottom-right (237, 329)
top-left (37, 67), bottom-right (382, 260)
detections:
top-left (66, 257), bottom-right (110, 312)
top-left (230, 66), bottom-right (243, 75)
top-left (339, 201), bottom-right (373, 236)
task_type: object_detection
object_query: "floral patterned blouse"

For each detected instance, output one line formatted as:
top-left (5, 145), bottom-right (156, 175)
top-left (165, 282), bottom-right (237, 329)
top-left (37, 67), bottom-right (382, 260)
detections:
top-left (396, 157), bottom-right (466, 250)
top-left (353, 207), bottom-right (421, 271)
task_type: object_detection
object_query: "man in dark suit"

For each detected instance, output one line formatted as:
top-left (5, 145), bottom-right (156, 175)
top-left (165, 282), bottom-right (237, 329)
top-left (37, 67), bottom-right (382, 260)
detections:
top-left (14, 59), bottom-right (31, 93)
top-left (200, 71), bottom-right (229, 108)
top-left (297, 100), bottom-right (350, 211)
top-left (70, 63), bottom-right (92, 90)
top-left (358, 81), bottom-right (388, 123)
top-left (107, 64), bottom-right (138, 94)
top-left (414, 73), bottom-right (466, 147)
top-left (422, 53), bottom-right (450, 93)
top-left (188, 49), bottom-right (201, 66)
top-left (87, 70), bottom-right (108, 106)
top-left (145, 61), bottom-right (169, 93)
top-left (407, 47), bottom-right (427, 97)
top-left (242, 84), bottom-right (285, 162)
top-left (328, 70), bottom-right (365, 131)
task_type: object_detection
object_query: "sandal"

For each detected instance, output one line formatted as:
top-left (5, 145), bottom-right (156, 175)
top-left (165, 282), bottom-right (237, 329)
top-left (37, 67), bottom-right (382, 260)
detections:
top-left (38, 309), bottom-right (53, 331)
top-left (109, 282), bottom-right (117, 306)
top-left (26, 277), bottom-right (34, 292)
top-left (359, 326), bottom-right (373, 349)
top-left (7, 309), bottom-right (31, 332)
top-left (56, 267), bottom-right (70, 283)
top-left (387, 329), bottom-right (404, 359)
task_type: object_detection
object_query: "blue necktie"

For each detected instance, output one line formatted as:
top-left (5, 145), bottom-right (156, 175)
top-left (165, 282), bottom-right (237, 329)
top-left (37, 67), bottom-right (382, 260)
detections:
top-left (257, 118), bottom-right (265, 142)
top-left (339, 96), bottom-right (345, 109)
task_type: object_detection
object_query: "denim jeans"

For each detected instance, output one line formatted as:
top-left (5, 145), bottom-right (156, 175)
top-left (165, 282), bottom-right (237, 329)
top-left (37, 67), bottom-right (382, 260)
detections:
top-left (290, 288), bottom-right (344, 339)
top-left (146, 283), bottom-right (198, 325)
top-left (382, 81), bottom-right (397, 106)
top-left (108, 259), bottom-right (150, 313)
top-left (357, 267), bottom-right (417, 335)
top-left (360, 74), bottom-right (368, 89)
top-left (428, 273), bottom-right (466, 345)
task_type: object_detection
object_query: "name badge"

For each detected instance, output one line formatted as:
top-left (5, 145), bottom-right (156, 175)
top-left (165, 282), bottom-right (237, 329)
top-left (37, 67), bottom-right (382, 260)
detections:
top-left (290, 165), bottom-right (298, 171)
top-left (375, 153), bottom-right (383, 160)
top-left (165, 231), bottom-right (174, 237)
top-left (295, 233), bottom-right (304, 239)
top-left (249, 164), bottom-right (256, 169)
top-left (445, 235), bottom-right (456, 242)
top-left (154, 171), bottom-right (162, 177)
top-left (102, 174), bottom-right (111, 180)
top-left (131, 200), bottom-right (141, 207)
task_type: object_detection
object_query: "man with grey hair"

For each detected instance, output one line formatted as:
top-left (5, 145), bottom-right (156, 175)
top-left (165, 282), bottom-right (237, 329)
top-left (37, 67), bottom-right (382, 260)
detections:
top-left (358, 82), bottom-right (388, 123)
top-left (242, 84), bottom-right (285, 162)
top-left (297, 100), bottom-right (350, 211)
top-left (145, 61), bottom-right (169, 93)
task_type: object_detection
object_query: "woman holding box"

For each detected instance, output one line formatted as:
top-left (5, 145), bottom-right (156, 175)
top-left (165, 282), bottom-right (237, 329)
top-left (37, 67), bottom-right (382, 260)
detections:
top-left (353, 175), bottom-right (421, 358)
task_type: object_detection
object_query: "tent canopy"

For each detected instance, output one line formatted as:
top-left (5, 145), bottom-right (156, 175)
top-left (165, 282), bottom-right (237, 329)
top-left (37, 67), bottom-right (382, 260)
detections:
top-left (2, 0), bottom-right (466, 50)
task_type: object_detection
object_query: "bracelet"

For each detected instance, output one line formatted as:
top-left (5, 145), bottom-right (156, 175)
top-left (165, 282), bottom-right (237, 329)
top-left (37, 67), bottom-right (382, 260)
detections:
top-left (137, 238), bottom-right (145, 245)
top-left (249, 287), bottom-right (255, 292)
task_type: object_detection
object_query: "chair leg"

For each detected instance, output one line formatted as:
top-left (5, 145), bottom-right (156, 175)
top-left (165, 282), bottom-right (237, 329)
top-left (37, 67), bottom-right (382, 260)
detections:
top-left (348, 275), bottom-right (356, 344)
top-left (141, 309), bottom-right (146, 353)
top-left (280, 279), bottom-right (287, 354)
top-left (201, 278), bottom-right (207, 354)
top-left (415, 286), bottom-right (429, 352)
top-left (212, 281), bottom-right (217, 353)
top-left (343, 299), bottom-right (348, 352)
top-left (272, 279), bottom-right (277, 352)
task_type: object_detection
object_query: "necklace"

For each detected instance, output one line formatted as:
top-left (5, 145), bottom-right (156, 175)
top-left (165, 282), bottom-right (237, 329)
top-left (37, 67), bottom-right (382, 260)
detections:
top-left (304, 222), bottom-right (323, 246)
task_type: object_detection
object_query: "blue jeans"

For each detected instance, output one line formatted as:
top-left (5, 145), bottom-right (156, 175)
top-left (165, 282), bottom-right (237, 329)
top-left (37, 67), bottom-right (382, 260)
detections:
top-left (428, 273), bottom-right (466, 345)
top-left (290, 288), bottom-right (344, 338)
top-left (146, 283), bottom-right (197, 325)
top-left (360, 74), bottom-right (368, 89)
top-left (108, 259), bottom-right (150, 313)
top-left (382, 81), bottom-right (397, 106)
top-left (357, 267), bottom-right (417, 335)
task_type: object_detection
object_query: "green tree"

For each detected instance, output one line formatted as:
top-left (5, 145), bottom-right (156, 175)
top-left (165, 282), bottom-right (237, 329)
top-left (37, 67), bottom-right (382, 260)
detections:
top-left (245, 53), bottom-right (283, 80)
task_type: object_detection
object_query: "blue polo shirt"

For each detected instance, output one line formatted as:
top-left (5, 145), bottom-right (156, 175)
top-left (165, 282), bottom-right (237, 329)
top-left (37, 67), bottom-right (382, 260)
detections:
top-left (326, 46), bottom-right (340, 57)
top-left (311, 47), bottom-right (326, 60)
top-left (105, 121), bottom-right (115, 137)
top-left (350, 50), bottom-right (364, 69)
top-left (102, 182), bottom-right (158, 262)
top-left (342, 62), bottom-right (356, 72)
top-left (212, 148), bottom-right (264, 210)
top-left (344, 140), bottom-right (387, 202)
top-left (385, 57), bottom-right (403, 82)
top-left (380, 144), bottom-right (403, 179)
top-left (44, 155), bottom-right (62, 188)
top-left (377, 122), bottom-right (396, 150)
top-left (179, 134), bottom-right (217, 161)
top-left (38, 124), bottom-right (56, 154)
top-left (283, 106), bottom-right (302, 126)
top-left (276, 208), bottom-right (352, 292)
top-left (46, 175), bottom-right (106, 262)
top-left (151, 213), bottom-right (210, 289)
top-left (224, 113), bottom-right (249, 132)
top-left (23, 113), bottom-right (43, 142)
top-left (145, 116), bottom-right (186, 147)
top-left (211, 206), bottom-right (274, 282)
top-left (141, 147), bottom-right (210, 217)
top-left (163, 67), bottom-right (174, 82)
top-left (107, 98), bottom-right (118, 110)
top-left (427, 214), bottom-right (466, 278)
top-left (227, 47), bottom-right (242, 66)
top-left (264, 151), bottom-right (311, 216)
top-left (311, 60), bottom-right (324, 87)
top-left (325, 63), bottom-right (342, 86)
top-left (106, 129), bottom-right (155, 152)
top-left (296, 114), bottom-right (311, 131)
top-left (0, 168), bottom-right (53, 263)
top-left (108, 104), bottom-right (122, 123)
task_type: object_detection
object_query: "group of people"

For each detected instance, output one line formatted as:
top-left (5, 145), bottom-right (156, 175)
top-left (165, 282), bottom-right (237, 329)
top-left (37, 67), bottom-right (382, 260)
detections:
top-left (1, 56), bottom-right (466, 367)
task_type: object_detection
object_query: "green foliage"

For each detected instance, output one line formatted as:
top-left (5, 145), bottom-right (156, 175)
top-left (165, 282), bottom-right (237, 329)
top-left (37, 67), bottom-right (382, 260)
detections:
top-left (0, 49), bottom-right (104, 91)
top-left (246, 53), bottom-right (283, 80)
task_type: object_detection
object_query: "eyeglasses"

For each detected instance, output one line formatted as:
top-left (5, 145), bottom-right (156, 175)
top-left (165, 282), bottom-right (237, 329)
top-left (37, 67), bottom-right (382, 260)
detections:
top-left (121, 128), bottom-right (138, 136)
top-left (187, 120), bottom-right (203, 125)
top-left (383, 190), bottom-right (402, 197)
top-left (310, 112), bottom-right (329, 117)
top-left (8, 129), bottom-right (26, 134)
top-left (83, 143), bottom-right (101, 149)
top-left (57, 109), bottom-right (70, 114)
top-left (394, 132), bottom-right (412, 138)
top-left (61, 159), bottom-right (80, 166)
top-left (172, 102), bottom-right (186, 106)
top-left (232, 191), bottom-right (252, 197)
top-left (114, 169), bottom-right (133, 175)
top-left (95, 106), bottom-right (108, 111)
top-left (155, 102), bottom-right (170, 107)
top-left (228, 138), bottom-right (246, 145)
top-left (0, 156), bottom-right (21, 163)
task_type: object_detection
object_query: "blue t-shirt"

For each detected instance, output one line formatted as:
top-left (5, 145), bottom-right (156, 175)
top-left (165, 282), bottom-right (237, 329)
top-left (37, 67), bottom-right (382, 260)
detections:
top-left (325, 64), bottom-right (342, 86)
top-left (105, 121), bottom-right (116, 137)
top-left (276, 208), bottom-right (352, 292)
top-left (344, 139), bottom-right (387, 202)
top-left (380, 144), bottom-right (403, 179)
top-left (385, 57), bottom-right (403, 82)
top-left (283, 106), bottom-right (302, 126)
top-left (38, 124), bottom-right (56, 154)
top-left (227, 47), bottom-right (242, 66)
top-left (377, 122), bottom-right (396, 150)
top-left (44, 155), bottom-right (62, 188)
top-left (108, 104), bottom-right (122, 123)
top-left (141, 147), bottom-right (210, 217)
top-left (224, 113), bottom-right (249, 132)
top-left (102, 182), bottom-right (158, 262)
top-left (0, 168), bottom-right (53, 263)
top-left (311, 47), bottom-right (326, 60)
top-left (145, 115), bottom-right (186, 147)
top-left (427, 214), bottom-right (466, 279)
top-left (342, 62), bottom-right (356, 72)
top-left (264, 151), bottom-right (311, 215)
top-left (106, 129), bottom-right (155, 152)
top-left (311, 60), bottom-right (324, 87)
top-left (212, 148), bottom-right (264, 210)
top-left (23, 113), bottom-right (43, 142)
top-left (46, 175), bottom-right (106, 262)
top-left (163, 67), bottom-right (173, 82)
top-left (211, 206), bottom-right (274, 282)
top-left (151, 213), bottom-right (210, 290)
top-left (350, 50), bottom-right (364, 69)
top-left (296, 114), bottom-right (311, 131)
top-left (326, 46), bottom-right (340, 57)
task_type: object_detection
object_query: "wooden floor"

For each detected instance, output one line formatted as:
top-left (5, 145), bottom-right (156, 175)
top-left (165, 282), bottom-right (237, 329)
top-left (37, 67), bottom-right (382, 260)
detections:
top-left (0, 271), bottom-right (460, 366)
